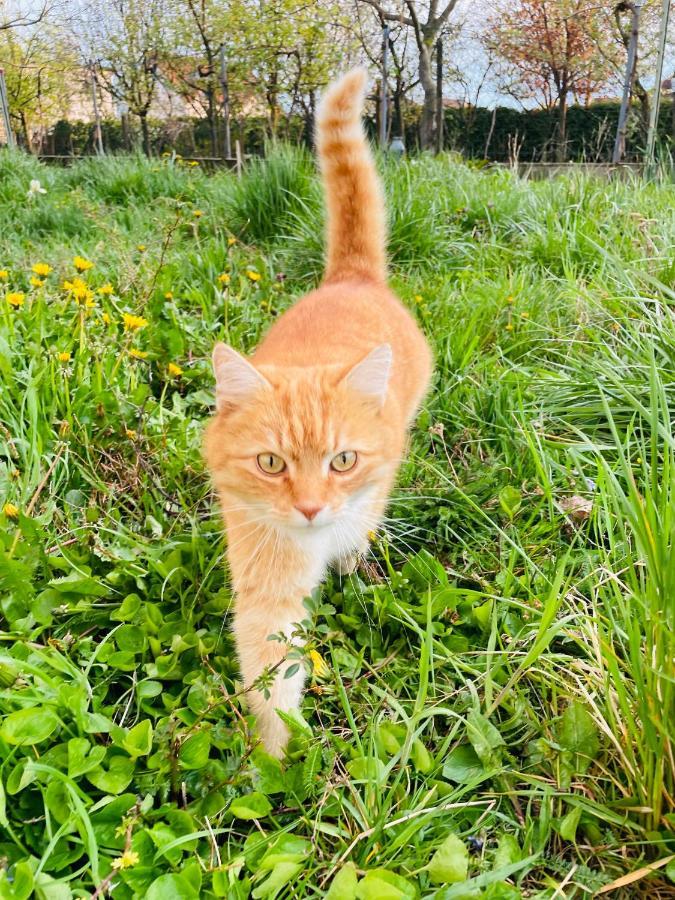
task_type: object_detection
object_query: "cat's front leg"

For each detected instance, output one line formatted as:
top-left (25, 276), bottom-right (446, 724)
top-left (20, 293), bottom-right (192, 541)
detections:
top-left (233, 597), bottom-right (306, 757)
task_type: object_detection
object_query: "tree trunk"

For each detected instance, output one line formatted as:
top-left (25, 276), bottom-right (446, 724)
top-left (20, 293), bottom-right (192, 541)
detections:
top-left (140, 113), bottom-right (151, 156)
top-left (556, 93), bottom-right (568, 161)
top-left (633, 78), bottom-right (650, 145)
top-left (418, 41), bottom-right (436, 151)
top-left (207, 85), bottom-right (218, 157)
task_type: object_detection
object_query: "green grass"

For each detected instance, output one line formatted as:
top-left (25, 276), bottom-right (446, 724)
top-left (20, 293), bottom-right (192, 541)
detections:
top-left (0, 147), bottom-right (674, 899)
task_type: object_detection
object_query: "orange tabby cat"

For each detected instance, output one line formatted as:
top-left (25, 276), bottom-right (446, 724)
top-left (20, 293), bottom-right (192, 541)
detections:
top-left (204, 68), bottom-right (432, 756)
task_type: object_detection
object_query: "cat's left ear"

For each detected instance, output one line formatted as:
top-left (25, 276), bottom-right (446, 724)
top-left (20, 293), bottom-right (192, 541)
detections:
top-left (212, 343), bottom-right (269, 411)
top-left (343, 344), bottom-right (392, 407)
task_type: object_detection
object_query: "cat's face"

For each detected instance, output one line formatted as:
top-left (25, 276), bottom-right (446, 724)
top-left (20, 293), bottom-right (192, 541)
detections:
top-left (204, 344), bottom-right (397, 536)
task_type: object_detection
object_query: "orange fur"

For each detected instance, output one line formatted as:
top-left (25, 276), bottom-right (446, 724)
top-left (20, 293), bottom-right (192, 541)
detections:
top-left (204, 68), bottom-right (432, 756)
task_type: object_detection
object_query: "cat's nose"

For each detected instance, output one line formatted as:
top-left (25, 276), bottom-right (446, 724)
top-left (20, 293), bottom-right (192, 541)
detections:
top-left (295, 503), bottom-right (323, 521)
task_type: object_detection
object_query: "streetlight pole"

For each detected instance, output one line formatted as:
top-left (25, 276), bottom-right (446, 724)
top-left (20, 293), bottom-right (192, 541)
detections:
top-left (0, 68), bottom-right (15, 148)
top-left (219, 44), bottom-right (232, 160)
top-left (612, 0), bottom-right (643, 164)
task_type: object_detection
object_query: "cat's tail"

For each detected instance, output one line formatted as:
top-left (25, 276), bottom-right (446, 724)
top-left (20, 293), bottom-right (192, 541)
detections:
top-left (316, 68), bottom-right (387, 284)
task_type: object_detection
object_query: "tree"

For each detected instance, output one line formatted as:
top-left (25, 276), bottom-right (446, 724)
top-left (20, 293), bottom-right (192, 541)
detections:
top-left (356, 0), bottom-right (462, 151)
top-left (77, 0), bottom-right (169, 155)
top-left (0, 24), bottom-right (76, 148)
top-left (485, 0), bottom-right (610, 160)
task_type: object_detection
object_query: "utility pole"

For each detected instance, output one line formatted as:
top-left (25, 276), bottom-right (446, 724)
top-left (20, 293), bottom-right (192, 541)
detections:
top-left (89, 61), bottom-right (104, 156)
top-left (0, 68), bottom-right (14, 148)
top-left (380, 24), bottom-right (389, 147)
top-left (219, 44), bottom-right (232, 160)
top-left (436, 38), bottom-right (443, 155)
top-left (645, 0), bottom-right (671, 167)
top-left (612, 0), bottom-right (643, 163)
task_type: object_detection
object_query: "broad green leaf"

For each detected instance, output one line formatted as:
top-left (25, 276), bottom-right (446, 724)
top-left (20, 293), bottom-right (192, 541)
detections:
top-left (411, 739), bottom-right (432, 773)
top-left (67, 738), bottom-right (106, 778)
top-left (178, 731), bottom-right (211, 769)
top-left (355, 869), bottom-right (417, 899)
top-left (442, 744), bottom-right (485, 784)
top-left (123, 720), bottom-right (153, 757)
top-left (0, 707), bottom-right (59, 745)
top-left (230, 792), bottom-right (272, 820)
top-left (556, 703), bottom-right (599, 758)
top-left (557, 805), bottom-right (582, 842)
top-left (87, 755), bottom-right (135, 794)
top-left (146, 873), bottom-right (199, 900)
top-left (252, 861), bottom-right (302, 899)
top-left (325, 862), bottom-right (358, 900)
top-left (428, 833), bottom-right (469, 884)
top-left (466, 710), bottom-right (505, 766)
top-left (493, 833), bottom-right (522, 870)
top-left (499, 486), bottom-right (522, 519)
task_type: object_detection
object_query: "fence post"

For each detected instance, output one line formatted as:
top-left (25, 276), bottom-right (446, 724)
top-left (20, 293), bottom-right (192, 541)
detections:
top-left (436, 38), bottom-right (443, 155)
top-left (0, 69), bottom-right (15, 148)
top-left (219, 45), bottom-right (232, 160)
top-left (89, 61), bottom-right (104, 156)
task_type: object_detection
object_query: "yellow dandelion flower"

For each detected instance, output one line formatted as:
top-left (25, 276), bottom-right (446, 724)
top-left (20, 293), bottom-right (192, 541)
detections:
top-left (122, 313), bottom-right (148, 331)
top-left (168, 362), bottom-right (183, 377)
top-left (73, 256), bottom-right (94, 272)
top-left (124, 428), bottom-right (137, 439)
top-left (413, 294), bottom-right (423, 304)
top-left (246, 270), bottom-right (261, 282)
top-left (101, 312), bottom-right (111, 325)
top-left (520, 311), bottom-right (529, 319)
top-left (505, 323), bottom-right (514, 331)
top-left (309, 649), bottom-right (330, 679)
top-left (58, 351), bottom-right (71, 362)
top-left (0, 270), bottom-right (8, 280)
top-left (128, 348), bottom-right (148, 360)
top-left (30, 276), bottom-right (44, 288)
top-left (217, 273), bottom-right (230, 285)
top-left (7, 292), bottom-right (25, 307)
top-left (136, 244), bottom-right (146, 252)
top-left (367, 530), bottom-right (377, 542)
top-left (227, 236), bottom-right (237, 246)
top-left (506, 295), bottom-right (515, 304)
top-left (32, 262), bottom-right (52, 276)
top-left (164, 291), bottom-right (174, 299)
top-left (111, 850), bottom-right (139, 871)
top-left (3, 503), bottom-right (19, 519)
top-left (187, 160), bottom-right (200, 167)
top-left (98, 283), bottom-right (114, 295)
top-left (193, 210), bottom-right (203, 218)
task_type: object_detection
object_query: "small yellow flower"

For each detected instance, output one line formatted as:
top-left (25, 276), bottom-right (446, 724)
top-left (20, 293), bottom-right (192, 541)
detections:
top-left (164, 291), bottom-right (174, 299)
top-left (101, 312), bottom-right (111, 325)
top-left (124, 428), bottom-right (137, 440)
top-left (128, 348), bottom-right (148, 360)
top-left (73, 256), bottom-right (94, 272)
top-left (2, 503), bottom-right (19, 519)
top-left (167, 362), bottom-right (183, 377)
top-left (193, 210), bottom-right (203, 218)
top-left (64, 277), bottom-right (94, 306)
top-left (227, 236), bottom-right (237, 246)
top-left (187, 160), bottom-right (199, 167)
top-left (309, 649), bottom-right (330, 679)
top-left (217, 273), bottom-right (230, 285)
top-left (111, 850), bottom-right (139, 871)
top-left (506, 295), bottom-right (514, 304)
top-left (137, 244), bottom-right (146, 252)
top-left (367, 530), bottom-right (377, 542)
top-left (30, 276), bottom-right (44, 288)
top-left (122, 313), bottom-right (148, 331)
top-left (520, 311), bottom-right (529, 319)
top-left (7, 292), bottom-right (25, 307)
top-left (0, 270), bottom-right (8, 280)
top-left (32, 262), bottom-right (52, 276)
top-left (246, 270), bottom-right (261, 282)
top-left (505, 323), bottom-right (514, 331)
top-left (413, 294), bottom-right (423, 304)
top-left (98, 283), bottom-right (114, 295)
top-left (58, 351), bottom-right (71, 362)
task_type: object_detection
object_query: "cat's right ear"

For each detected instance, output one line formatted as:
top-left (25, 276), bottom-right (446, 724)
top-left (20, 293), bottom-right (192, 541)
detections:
top-left (212, 343), bottom-right (269, 411)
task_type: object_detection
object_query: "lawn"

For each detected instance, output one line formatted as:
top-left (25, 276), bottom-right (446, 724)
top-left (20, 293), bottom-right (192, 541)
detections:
top-left (0, 148), bottom-right (673, 899)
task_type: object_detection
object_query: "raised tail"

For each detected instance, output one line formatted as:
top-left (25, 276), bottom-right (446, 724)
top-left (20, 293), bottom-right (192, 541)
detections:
top-left (316, 68), bottom-right (387, 284)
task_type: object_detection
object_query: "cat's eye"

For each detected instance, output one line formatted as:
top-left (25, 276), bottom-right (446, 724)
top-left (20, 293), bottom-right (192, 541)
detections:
top-left (257, 453), bottom-right (286, 475)
top-left (330, 450), bottom-right (357, 472)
